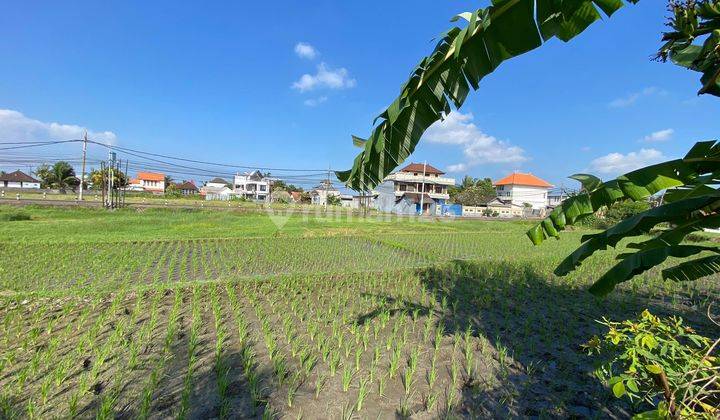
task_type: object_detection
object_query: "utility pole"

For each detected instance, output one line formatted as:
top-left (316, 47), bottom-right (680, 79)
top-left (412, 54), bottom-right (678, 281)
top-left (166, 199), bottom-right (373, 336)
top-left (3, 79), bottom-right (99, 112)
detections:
top-left (78, 131), bottom-right (88, 201)
top-left (325, 165), bottom-right (330, 208)
top-left (107, 150), bottom-right (116, 209)
top-left (123, 159), bottom-right (128, 207)
top-left (419, 160), bottom-right (427, 215)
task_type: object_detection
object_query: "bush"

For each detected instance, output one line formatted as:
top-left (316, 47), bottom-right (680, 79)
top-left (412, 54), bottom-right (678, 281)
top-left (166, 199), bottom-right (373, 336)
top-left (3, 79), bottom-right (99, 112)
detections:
top-left (578, 200), bottom-right (651, 230)
top-left (583, 310), bottom-right (718, 418)
top-left (0, 211), bottom-right (31, 222)
top-left (604, 199), bottom-right (651, 225)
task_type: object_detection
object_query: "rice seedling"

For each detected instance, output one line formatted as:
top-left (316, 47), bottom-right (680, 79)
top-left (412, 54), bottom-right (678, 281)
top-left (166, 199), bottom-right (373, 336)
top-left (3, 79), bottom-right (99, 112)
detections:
top-left (1, 207), bottom-right (717, 418)
top-left (341, 363), bottom-right (353, 392)
top-left (347, 376), bottom-right (367, 412)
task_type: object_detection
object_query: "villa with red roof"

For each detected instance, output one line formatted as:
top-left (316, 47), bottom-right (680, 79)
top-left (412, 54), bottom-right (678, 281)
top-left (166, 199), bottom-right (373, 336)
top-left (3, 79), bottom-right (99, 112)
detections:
top-left (381, 162), bottom-right (456, 215)
top-left (128, 171), bottom-right (165, 194)
top-left (494, 172), bottom-right (553, 210)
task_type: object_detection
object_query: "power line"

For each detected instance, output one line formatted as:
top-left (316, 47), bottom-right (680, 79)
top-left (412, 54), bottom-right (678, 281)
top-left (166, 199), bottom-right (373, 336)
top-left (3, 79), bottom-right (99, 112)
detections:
top-left (85, 140), bottom-right (329, 172)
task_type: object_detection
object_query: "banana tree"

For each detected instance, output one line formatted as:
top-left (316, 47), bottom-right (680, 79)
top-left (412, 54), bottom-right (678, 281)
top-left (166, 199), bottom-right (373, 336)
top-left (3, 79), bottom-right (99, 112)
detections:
top-left (337, 0), bottom-right (720, 294)
top-left (336, 0), bottom-right (641, 191)
top-left (528, 141), bottom-right (720, 295)
top-left (529, 1), bottom-right (720, 295)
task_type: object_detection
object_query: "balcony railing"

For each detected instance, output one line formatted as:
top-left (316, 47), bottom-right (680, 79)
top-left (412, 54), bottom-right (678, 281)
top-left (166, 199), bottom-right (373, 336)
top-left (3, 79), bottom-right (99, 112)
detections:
top-left (385, 172), bottom-right (455, 186)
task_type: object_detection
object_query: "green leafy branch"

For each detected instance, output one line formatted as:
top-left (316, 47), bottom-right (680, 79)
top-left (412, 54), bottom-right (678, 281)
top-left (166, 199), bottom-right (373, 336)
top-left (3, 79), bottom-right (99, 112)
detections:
top-left (337, 0), bottom-right (640, 191)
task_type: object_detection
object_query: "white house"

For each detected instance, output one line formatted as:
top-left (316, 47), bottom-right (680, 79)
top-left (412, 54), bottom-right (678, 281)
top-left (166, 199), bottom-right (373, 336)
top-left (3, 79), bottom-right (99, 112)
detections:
top-left (494, 172), bottom-right (553, 210)
top-left (379, 163), bottom-right (455, 215)
top-left (310, 179), bottom-right (341, 205)
top-left (0, 170), bottom-right (41, 189)
top-left (129, 172), bottom-right (165, 194)
top-left (547, 191), bottom-right (569, 208)
top-left (462, 197), bottom-right (525, 218)
top-left (205, 177), bottom-right (230, 189)
top-left (200, 177), bottom-right (233, 200)
top-left (233, 171), bottom-right (269, 201)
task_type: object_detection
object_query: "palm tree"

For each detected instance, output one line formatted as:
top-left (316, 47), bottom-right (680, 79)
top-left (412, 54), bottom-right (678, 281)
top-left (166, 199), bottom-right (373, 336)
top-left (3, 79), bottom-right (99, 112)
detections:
top-left (47, 161), bottom-right (78, 193)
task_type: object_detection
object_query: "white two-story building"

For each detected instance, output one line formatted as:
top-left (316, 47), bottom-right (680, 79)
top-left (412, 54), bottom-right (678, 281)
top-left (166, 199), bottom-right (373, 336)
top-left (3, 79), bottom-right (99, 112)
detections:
top-left (377, 163), bottom-right (455, 215)
top-left (233, 170), bottom-right (269, 201)
top-left (494, 172), bottom-right (552, 210)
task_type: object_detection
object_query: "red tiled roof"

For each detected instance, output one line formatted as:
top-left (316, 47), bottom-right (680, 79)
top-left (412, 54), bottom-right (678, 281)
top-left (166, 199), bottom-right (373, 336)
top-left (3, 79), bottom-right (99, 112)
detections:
top-left (494, 173), bottom-right (552, 188)
top-left (137, 172), bottom-right (165, 182)
top-left (399, 163), bottom-right (445, 175)
top-left (174, 181), bottom-right (198, 191)
top-left (0, 170), bottom-right (39, 183)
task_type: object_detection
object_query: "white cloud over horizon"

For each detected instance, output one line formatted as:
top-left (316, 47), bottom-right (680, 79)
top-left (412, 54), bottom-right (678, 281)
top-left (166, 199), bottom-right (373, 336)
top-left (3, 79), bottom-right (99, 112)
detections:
top-left (294, 42), bottom-right (318, 60)
top-left (292, 63), bottom-right (356, 92)
top-left (640, 128), bottom-right (674, 143)
top-left (588, 148), bottom-right (665, 175)
top-left (424, 111), bottom-right (528, 172)
top-left (303, 96), bottom-right (328, 107)
top-left (0, 109), bottom-right (117, 144)
top-left (608, 86), bottom-right (667, 108)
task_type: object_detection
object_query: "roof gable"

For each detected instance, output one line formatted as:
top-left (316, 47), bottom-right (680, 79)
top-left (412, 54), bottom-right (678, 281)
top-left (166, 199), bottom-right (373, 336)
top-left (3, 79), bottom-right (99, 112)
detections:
top-left (137, 172), bottom-right (165, 182)
top-left (208, 177), bottom-right (228, 185)
top-left (174, 181), bottom-right (198, 191)
top-left (0, 170), bottom-right (39, 183)
top-left (399, 163), bottom-right (445, 175)
top-left (494, 172), bottom-right (552, 188)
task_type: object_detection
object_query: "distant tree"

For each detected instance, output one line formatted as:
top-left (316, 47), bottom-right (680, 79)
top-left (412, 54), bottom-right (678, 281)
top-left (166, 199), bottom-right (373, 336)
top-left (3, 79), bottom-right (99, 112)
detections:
top-left (299, 192), bottom-right (311, 204)
top-left (88, 167), bottom-right (128, 190)
top-left (286, 184), bottom-right (303, 193)
top-left (449, 176), bottom-right (494, 201)
top-left (164, 175), bottom-right (173, 189)
top-left (272, 179), bottom-right (288, 191)
top-left (453, 185), bottom-right (495, 207)
top-left (271, 190), bottom-right (292, 203)
top-left (37, 161), bottom-right (78, 193)
top-left (165, 183), bottom-right (182, 198)
top-left (34, 164), bottom-right (52, 188)
top-left (327, 194), bottom-right (342, 206)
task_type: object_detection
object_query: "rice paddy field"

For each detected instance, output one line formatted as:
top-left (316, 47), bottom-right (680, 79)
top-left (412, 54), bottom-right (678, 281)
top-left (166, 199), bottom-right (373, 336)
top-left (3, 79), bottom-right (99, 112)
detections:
top-left (0, 205), bottom-right (718, 419)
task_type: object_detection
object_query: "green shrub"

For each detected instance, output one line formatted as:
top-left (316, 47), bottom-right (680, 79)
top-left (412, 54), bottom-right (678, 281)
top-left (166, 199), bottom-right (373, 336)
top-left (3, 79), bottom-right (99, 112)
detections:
top-left (604, 199), bottom-right (651, 225)
top-left (583, 310), bottom-right (718, 418)
top-left (0, 212), bottom-right (31, 222)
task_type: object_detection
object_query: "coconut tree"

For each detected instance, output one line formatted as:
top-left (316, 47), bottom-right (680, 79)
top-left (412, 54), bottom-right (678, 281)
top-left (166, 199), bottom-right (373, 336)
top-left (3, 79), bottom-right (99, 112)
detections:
top-left (42, 161), bottom-right (78, 193)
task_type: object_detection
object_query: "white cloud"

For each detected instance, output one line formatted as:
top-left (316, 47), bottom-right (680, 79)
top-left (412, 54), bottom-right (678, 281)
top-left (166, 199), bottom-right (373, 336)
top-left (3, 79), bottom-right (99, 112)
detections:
top-left (608, 86), bottom-right (667, 108)
top-left (292, 62), bottom-right (356, 92)
top-left (0, 109), bottom-right (117, 144)
top-left (294, 42), bottom-right (318, 60)
top-left (446, 163), bottom-right (467, 173)
top-left (303, 96), bottom-right (328, 107)
top-left (424, 112), bottom-right (527, 171)
top-left (640, 128), bottom-right (674, 143)
top-left (588, 148), bottom-right (665, 175)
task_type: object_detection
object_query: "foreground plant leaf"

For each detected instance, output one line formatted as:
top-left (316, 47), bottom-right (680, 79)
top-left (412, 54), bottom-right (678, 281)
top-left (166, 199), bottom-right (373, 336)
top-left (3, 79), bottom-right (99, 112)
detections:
top-left (337, 0), bottom-right (640, 191)
top-left (529, 140), bottom-right (720, 296)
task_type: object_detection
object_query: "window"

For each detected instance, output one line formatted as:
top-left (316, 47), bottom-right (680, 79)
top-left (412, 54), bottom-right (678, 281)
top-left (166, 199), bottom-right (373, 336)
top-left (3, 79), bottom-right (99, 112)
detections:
top-left (260, 185), bottom-right (267, 192)
top-left (413, 173), bottom-right (418, 176)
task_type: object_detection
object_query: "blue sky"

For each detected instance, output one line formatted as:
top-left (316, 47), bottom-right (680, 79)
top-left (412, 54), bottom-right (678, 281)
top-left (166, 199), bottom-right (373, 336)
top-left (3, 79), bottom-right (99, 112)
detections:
top-left (1, 1), bottom-right (719, 190)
